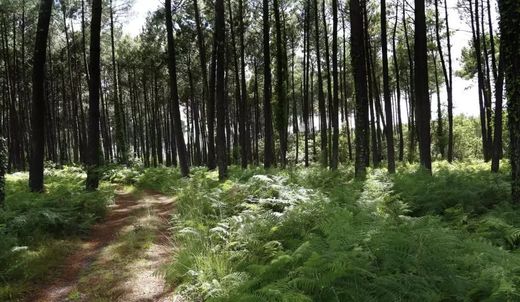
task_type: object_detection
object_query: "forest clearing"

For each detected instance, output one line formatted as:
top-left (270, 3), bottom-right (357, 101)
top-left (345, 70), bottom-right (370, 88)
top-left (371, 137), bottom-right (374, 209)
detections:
top-left (1, 0), bottom-right (520, 301)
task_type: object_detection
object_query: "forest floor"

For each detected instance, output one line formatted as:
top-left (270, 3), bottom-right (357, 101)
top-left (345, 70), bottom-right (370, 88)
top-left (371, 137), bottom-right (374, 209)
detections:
top-left (27, 188), bottom-right (179, 302)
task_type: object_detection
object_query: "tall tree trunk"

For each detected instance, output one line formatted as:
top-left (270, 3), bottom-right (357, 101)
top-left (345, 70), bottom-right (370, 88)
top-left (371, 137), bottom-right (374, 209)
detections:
top-left (403, 1), bottom-right (416, 162)
top-left (263, 0), bottom-right (274, 168)
top-left (290, 36), bottom-right (299, 164)
top-left (207, 39), bottom-right (217, 169)
top-left (321, 0), bottom-right (333, 166)
top-left (110, 0), bottom-right (127, 164)
top-left (470, 0), bottom-right (491, 161)
top-left (238, 0), bottom-right (249, 168)
top-left (351, 0), bottom-right (369, 179)
top-left (381, 0), bottom-right (395, 173)
top-left (193, 0), bottom-right (211, 167)
top-left (414, 0), bottom-right (432, 172)
top-left (392, 0), bottom-right (404, 161)
top-left (253, 60), bottom-right (260, 164)
top-left (165, 0), bottom-right (190, 177)
top-left (86, 0), bottom-right (102, 190)
top-left (302, 2), bottom-right (310, 167)
top-left (331, 0), bottom-right (339, 169)
top-left (444, 0), bottom-right (454, 162)
top-left (498, 0), bottom-right (520, 201)
top-left (490, 0), bottom-right (504, 172)
top-left (434, 0), bottom-right (449, 160)
top-left (215, 0), bottom-right (227, 179)
top-left (273, 0), bottom-right (287, 168)
top-left (29, 0), bottom-right (53, 192)
top-left (314, 0), bottom-right (327, 166)
top-left (433, 51), bottom-right (445, 158)
top-left (342, 15), bottom-right (353, 161)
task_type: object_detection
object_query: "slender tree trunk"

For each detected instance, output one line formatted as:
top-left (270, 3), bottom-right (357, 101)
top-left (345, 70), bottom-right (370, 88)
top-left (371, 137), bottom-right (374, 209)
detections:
top-left (193, 0), bottom-right (211, 167)
top-left (207, 40), bottom-right (217, 169)
top-left (290, 36), bottom-right (299, 164)
top-left (86, 0), bottom-right (102, 191)
top-left (215, 0), bottom-right (227, 179)
top-left (351, 0), bottom-right (369, 179)
top-left (110, 0), bottom-right (127, 164)
top-left (273, 0), bottom-right (288, 168)
top-left (491, 0), bottom-right (504, 172)
top-left (302, 3), bottom-right (310, 167)
top-left (381, 0), bottom-right (395, 173)
top-left (392, 1), bottom-right (404, 161)
top-left (331, 0), bottom-right (339, 169)
top-left (314, 0), bottom-right (327, 166)
top-left (342, 15), bottom-right (353, 161)
top-left (403, 1), bottom-right (416, 162)
top-left (444, 0), bottom-right (454, 162)
top-left (434, 0), bottom-right (449, 160)
top-left (321, 0), bottom-right (333, 166)
top-left (29, 0), bottom-right (53, 192)
top-left (414, 0), bottom-right (432, 172)
top-left (470, 0), bottom-right (490, 161)
top-left (263, 0), bottom-right (274, 168)
top-left (165, 0), bottom-right (189, 177)
top-left (238, 0), bottom-right (249, 168)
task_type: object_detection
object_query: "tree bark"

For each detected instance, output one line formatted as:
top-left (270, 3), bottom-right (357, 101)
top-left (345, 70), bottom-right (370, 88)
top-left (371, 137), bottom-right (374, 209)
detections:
top-left (351, 0), bottom-right (369, 179)
top-left (165, 0), bottom-right (190, 177)
top-left (263, 0), bottom-right (274, 169)
top-left (414, 0), bottom-right (432, 172)
top-left (381, 0), bottom-right (395, 173)
top-left (314, 0), bottom-right (327, 166)
top-left (215, 0), bottom-right (227, 179)
top-left (498, 0), bottom-right (520, 201)
top-left (29, 0), bottom-right (53, 192)
top-left (331, 0), bottom-right (339, 169)
top-left (86, 0), bottom-right (102, 191)
top-left (273, 0), bottom-right (287, 168)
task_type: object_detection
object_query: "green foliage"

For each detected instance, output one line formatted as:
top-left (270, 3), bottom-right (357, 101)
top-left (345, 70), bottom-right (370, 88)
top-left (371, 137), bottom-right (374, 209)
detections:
top-left (394, 161), bottom-right (510, 216)
top-left (0, 167), bottom-right (114, 300)
top-left (145, 163), bottom-right (520, 301)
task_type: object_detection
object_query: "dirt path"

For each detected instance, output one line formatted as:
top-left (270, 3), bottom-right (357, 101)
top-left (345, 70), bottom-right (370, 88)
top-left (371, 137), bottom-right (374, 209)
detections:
top-left (28, 189), bottom-right (180, 302)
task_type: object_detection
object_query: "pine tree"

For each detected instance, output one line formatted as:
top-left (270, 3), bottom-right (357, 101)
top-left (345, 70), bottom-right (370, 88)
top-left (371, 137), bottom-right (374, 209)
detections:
top-left (86, 0), bottom-right (102, 191)
top-left (414, 0), bottom-right (432, 172)
top-left (381, 0), bottom-right (395, 173)
top-left (215, 0), bottom-right (228, 180)
top-left (350, 0), bottom-right (369, 179)
top-left (29, 0), bottom-right (53, 192)
top-left (165, 0), bottom-right (190, 177)
top-left (263, 0), bottom-right (274, 169)
top-left (498, 0), bottom-right (520, 201)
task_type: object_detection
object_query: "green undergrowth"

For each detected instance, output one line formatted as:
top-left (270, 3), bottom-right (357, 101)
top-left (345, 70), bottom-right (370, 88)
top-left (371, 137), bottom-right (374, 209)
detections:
top-left (0, 166), bottom-right (114, 301)
top-left (135, 161), bottom-right (520, 301)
